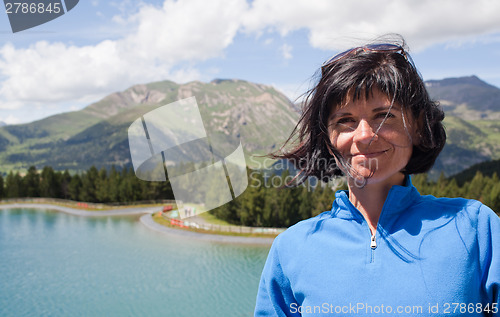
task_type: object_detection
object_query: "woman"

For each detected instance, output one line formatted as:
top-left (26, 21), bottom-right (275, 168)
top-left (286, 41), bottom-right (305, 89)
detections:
top-left (254, 37), bottom-right (499, 316)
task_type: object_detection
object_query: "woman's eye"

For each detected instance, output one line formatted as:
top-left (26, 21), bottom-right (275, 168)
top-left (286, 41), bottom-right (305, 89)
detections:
top-left (376, 112), bottom-right (395, 119)
top-left (336, 117), bottom-right (355, 125)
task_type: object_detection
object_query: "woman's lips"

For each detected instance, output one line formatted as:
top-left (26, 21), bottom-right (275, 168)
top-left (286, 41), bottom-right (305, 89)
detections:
top-left (351, 150), bottom-right (389, 158)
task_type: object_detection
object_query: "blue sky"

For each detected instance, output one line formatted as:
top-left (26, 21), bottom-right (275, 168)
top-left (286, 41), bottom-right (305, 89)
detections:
top-left (0, 0), bottom-right (500, 124)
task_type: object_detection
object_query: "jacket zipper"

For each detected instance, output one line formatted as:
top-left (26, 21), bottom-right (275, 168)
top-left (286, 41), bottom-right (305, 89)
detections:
top-left (369, 231), bottom-right (377, 263)
top-left (370, 234), bottom-right (377, 249)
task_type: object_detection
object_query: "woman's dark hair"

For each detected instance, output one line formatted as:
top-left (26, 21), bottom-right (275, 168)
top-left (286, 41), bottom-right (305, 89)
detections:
top-left (273, 35), bottom-right (446, 184)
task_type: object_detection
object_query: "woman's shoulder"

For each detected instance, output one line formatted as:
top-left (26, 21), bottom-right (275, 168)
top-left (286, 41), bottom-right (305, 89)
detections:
top-left (413, 194), bottom-right (499, 228)
top-left (415, 194), bottom-right (479, 209)
top-left (272, 210), bottom-right (334, 247)
top-left (415, 194), bottom-right (492, 214)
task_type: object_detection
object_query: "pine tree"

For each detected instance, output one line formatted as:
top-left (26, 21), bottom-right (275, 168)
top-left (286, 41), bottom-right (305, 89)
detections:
top-left (482, 173), bottom-right (498, 208)
top-left (68, 174), bottom-right (82, 201)
top-left (159, 180), bottom-right (175, 200)
top-left (444, 178), bottom-right (460, 198)
top-left (118, 167), bottom-right (140, 202)
top-left (253, 179), bottom-right (267, 226)
top-left (274, 170), bottom-right (302, 227)
top-left (315, 184), bottom-right (335, 215)
top-left (489, 179), bottom-right (500, 215)
top-left (95, 167), bottom-right (109, 203)
top-left (262, 186), bottom-right (279, 227)
top-left (0, 174), bottom-right (4, 199)
top-left (6, 172), bottom-right (22, 198)
top-left (80, 166), bottom-right (99, 202)
top-left (240, 170), bottom-right (265, 226)
top-left (412, 173), bottom-right (430, 195)
top-left (60, 170), bottom-right (72, 199)
top-left (23, 166), bottom-right (40, 197)
top-left (210, 194), bottom-right (241, 225)
top-left (298, 181), bottom-right (314, 220)
top-left (467, 171), bottom-right (485, 201)
top-left (107, 166), bottom-right (121, 202)
top-left (39, 166), bottom-right (59, 198)
top-left (435, 172), bottom-right (448, 197)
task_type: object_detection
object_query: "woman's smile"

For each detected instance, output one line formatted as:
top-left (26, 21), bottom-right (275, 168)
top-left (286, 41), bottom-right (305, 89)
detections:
top-left (350, 149), bottom-right (389, 158)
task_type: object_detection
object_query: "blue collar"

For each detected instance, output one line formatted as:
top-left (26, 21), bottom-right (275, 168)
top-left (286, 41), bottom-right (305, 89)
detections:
top-left (332, 175), bottom-right (420, 221)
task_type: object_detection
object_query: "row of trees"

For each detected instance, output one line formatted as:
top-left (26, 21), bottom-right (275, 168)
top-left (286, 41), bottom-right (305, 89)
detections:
top-left (412, 172), bottom-right (500, 210)
top-left (209, 170), bottom-right (500, 228)
top-left (0, 166), bottom-right (174, 203)
top-left (209, 170), bottom-right (343, 228)
top-left (0, 165), bottom-right (498, 227)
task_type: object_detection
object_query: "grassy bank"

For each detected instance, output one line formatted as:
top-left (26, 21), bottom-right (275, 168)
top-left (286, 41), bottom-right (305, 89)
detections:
top-left (151, 212), bottom-right (281, 238)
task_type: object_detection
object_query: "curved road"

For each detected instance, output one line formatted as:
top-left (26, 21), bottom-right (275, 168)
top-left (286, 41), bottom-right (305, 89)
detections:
top-left (140, 214), bottom-right (275, 245)
top-left (0, 203), bottom-right (160, 216)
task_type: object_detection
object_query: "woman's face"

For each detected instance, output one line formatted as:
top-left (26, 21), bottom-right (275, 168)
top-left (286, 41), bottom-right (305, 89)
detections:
top-left (328, 89), bottom-right (415, 186)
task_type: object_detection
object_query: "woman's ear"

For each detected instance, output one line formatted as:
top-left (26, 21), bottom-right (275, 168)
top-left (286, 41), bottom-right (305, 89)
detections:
top-left (325, 139), bottom-right (335, 156)
top-left (412, 112), bottom-right (426, 146)
top-left (405, 110), bottom-right (421, 146)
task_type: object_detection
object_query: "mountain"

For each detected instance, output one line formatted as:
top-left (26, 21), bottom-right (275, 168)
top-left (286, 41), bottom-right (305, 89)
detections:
top-left (423, 76), bottom-right (500, 178)
top-left (0, 79), bottom-right (299, 173)
top-left (429, 115), bottom-right (499, 178)
top-left (0, 76), bottom-right (499, 178)
top-left (449, 158), bottom-right (500, 186)
top-left (425, 75), bottom-right (500, 120)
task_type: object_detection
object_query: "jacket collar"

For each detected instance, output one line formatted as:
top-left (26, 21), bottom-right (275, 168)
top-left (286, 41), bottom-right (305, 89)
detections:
top-left (332, 175), bottom-right (420, 221)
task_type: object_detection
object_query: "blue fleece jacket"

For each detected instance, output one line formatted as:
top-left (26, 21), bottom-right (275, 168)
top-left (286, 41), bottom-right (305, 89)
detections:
top-left (255, 176), bottom-right (500, 316)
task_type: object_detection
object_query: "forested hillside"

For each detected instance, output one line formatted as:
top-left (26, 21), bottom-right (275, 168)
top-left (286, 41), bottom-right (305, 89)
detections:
top-left (0, 166), bottom-right (174, 203)
top-left (209, 170), bottom-right (500, 227)
top-left (1, 165), bottom-right (498, 227)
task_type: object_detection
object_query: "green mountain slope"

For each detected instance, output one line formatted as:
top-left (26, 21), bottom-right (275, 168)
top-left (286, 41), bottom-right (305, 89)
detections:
top-left (430, 116), bottom-right (499, 177)
top-left (426, 75), bottom-right (500, 120)
top-left (0, 79), bottom-right (298, 172)
top-left (424, 76), bottom-right (500, 177)
top-left (449, 158), bottom-right (500, 186)
top-left (0, 76), bottom-right (499, 178)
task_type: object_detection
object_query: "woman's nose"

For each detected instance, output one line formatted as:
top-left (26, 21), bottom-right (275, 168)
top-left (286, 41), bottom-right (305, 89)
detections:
top-left (353, 120), bottom-right (377, 144)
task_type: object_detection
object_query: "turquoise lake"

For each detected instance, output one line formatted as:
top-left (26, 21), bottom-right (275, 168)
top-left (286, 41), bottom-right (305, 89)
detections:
top-left (0, 208), bottom-right (271, 317)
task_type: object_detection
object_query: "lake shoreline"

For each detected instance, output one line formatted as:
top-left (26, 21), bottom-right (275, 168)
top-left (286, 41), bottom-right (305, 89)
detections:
top-left (0, 202), bottom-right (276, 245)
top-left (0, 202), bottom-right (160, 217)
top-left (140, 214), bottom-right (275, 245)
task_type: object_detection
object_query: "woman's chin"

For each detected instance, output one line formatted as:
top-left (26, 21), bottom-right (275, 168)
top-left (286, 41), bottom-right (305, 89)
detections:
top-left (350, 167), bottom-right (375, 179)
top-left (348, 168), bottom-right (406, 188)
top-left (345, 168), bottom-right (373, 187)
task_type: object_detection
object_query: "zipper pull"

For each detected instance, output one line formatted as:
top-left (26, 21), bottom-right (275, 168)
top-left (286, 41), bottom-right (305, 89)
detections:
top-left (370, 234), bottom-right (377, 249)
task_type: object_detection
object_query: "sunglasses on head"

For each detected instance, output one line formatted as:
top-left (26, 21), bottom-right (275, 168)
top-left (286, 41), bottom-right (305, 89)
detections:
top-left (321, 44), bottom-right (408, 74)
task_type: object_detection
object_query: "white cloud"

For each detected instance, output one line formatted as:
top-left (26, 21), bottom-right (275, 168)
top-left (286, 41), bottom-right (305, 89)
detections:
top-left (0, 0), bottom-right (247, 110)
top-left (263, 38), bottom-right (273, 45)
top-left (1, 0), bottom-right (500, 117)
top-left (281, 43), bottom-right (293, 60)
top-left (0, 115), bottom-right (21, 125)
top-left (271, 82), bottom-right (306, 103)
top-left (242, 0), bottom-right (500, 51)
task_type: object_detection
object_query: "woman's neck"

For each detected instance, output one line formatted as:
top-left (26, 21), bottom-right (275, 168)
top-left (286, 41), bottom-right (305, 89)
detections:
top-left (347, 173), bottom-right (405, 234)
